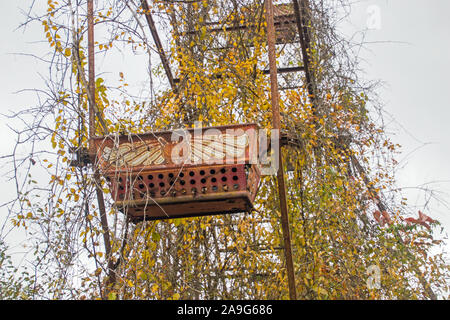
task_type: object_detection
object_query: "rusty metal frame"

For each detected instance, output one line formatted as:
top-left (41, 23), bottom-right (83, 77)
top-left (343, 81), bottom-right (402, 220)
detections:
top-left (90, 123), bottom-right (259, 174)
top-left (92, 123), bottom-right (261, 222)
top-left (292, 0), bottom-right (317, 111)
top-left (87, 0), bottom-right (115, 297)
top-left (141, 0), bottom-right (176, 91)
top-left (265, 0), bottom-right (297, 300)
top-left (83, 0), bottom-right (318, 300)
top-left (173, 66), bottom-right (305, 84)
top-left (186, 3), bottom-right (297, 34)
top-left (118, 190), bottom-right (255, 222)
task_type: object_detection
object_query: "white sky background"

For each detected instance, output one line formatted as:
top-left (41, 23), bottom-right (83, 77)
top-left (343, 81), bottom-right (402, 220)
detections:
top-left (339, 0), bottom-right (450, 236)
top-left (0, 1), bottom-right (449, 260)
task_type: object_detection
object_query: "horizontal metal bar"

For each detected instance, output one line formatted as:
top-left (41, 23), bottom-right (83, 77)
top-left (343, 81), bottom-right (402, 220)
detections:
top-left (185, 17), bottom-right (297, 35)
top-left (115, 190), bottom-right (252, 207)
top-left (270, 66), bottom-right (304, 74)
top-left (118, 191), bottom-right (255, 222)
top-left (173, 66), bottom-right (304, 83)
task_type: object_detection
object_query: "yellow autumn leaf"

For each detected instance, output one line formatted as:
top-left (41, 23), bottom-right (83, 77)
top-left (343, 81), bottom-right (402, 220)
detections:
top-left (172, 293), bottom-right (180, 300)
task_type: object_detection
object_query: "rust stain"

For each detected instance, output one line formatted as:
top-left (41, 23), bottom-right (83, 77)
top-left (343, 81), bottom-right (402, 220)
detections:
top-left (91, 124), bottom-right (261, 221)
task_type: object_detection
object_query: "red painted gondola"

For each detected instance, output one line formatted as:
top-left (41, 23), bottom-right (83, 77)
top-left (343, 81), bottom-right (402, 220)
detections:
top-left (90, 124), bottom-right (261, 222)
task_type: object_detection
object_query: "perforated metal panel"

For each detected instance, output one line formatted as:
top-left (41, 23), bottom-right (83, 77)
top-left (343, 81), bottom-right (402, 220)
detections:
top-left (108, 164), bottom-right (258, 221)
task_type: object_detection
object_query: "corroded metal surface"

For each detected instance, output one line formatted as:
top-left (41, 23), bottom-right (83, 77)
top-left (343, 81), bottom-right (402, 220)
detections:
top-left (266, 0), bottom-right (297, 299)
top-left (91, 123), bottom-right (258, 174)
top-left (273, 3), bottom-right (298, 44)
top-left (112, 163), bottom-right (260, 221)
top-left (91, 124), bottom-right (261, 221)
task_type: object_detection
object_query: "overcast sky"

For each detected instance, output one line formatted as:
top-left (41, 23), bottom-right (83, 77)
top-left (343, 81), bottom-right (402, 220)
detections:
top-left (1, 1), bottom-right (449, 253)
top-left (341, 0), bottom-right (450, 231)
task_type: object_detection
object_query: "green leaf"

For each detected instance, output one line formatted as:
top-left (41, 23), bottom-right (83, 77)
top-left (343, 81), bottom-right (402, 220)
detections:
top-left (108, 292), bottom-right (117, 300)
top-left (152, 231), bottom-right (161, 242)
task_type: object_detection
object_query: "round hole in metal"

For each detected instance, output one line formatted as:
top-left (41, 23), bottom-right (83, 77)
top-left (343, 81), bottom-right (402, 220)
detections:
top-left (158, 173), bottom-right (164, 179)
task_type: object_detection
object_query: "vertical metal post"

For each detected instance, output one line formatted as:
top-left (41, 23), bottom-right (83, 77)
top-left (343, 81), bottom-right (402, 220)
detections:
top-left (265, 0), bottom-right (297, 300)
top-left (141, 0), bottom-right (176, 91)
top-left (292, 0), bottom-right (316, 110)
top-left (87, 0), bottom-right (113, 297)
top-left (87, 0), bottom-right (95, 140)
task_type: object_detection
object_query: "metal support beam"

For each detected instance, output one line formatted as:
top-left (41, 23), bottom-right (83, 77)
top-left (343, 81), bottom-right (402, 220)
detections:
top-left (87, 0), bottom-right (114, 298)
top-left (141, 0), bottom-right (176, 91)
top-left (292, 0), bottom-right (317, 111)
top-left (173, 66), bottom-right (305, 83)
top-left (186, 18), bottom-right (297, 35)
top-left (265, 0), bottom-right (297, 300)
top-left (87, 0), bottom-right (95, 140)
